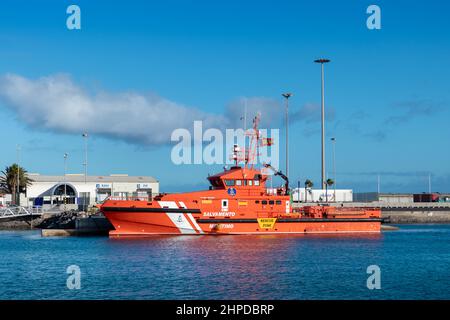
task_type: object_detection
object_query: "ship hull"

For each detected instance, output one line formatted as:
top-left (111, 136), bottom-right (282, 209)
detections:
top-left (103, 210), bottom-right (381, 237)
top-left (100, 115), bottom-right (383, 237)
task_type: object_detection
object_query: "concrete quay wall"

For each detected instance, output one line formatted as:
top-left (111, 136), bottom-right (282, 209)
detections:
top-left (292, 202), bottom-right (450, 224)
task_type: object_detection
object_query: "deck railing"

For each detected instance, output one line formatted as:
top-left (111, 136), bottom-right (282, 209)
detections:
top-left (104, 195), bottom-right (153, 202)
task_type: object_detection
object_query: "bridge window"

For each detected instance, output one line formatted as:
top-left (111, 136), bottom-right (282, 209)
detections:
top-left (248, 180), bottom-right (253, 186)
top-left (243, 180), bottom-right (248, 186)
top-left (224, 180), bottom-right (235, 186)
top-left (209, 178), bottom-right (222, 188)
top-left (236, 180), bottom-right (242, 186)
top-left (254, 180), bottom-right (260, 186)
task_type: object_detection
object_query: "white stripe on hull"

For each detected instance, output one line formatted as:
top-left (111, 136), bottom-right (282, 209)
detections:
top-left (157, 201), bottom-right (196, 234)
top-left (179, 201), bottom-right (204, 234)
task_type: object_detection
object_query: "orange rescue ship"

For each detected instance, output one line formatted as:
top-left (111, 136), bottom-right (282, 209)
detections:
top-left (101, 115), bottom-right (381, 236)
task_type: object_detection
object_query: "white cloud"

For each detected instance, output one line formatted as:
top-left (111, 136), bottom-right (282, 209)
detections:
top-left (0, 73), bottom-right (229, 145)
top-left (0, 73), bottom-right (333, 145)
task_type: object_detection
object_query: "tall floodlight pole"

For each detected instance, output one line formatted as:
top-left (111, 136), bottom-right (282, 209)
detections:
top-left (16, 144), bottom-right (20, 206)
top-left (244, 98), bottom-right (248, 162)
top-left (244, 98), bottom-right (247, 133)
top-left (82, 133), bottom-right (88, 183)
top-left (282, 93), bottom-right (292, 181)
top-left (428, 173), bottom-right (431, 193)
top-left (331, 137), bottom-right (336, 200)
top-left (377, 174), bottom-right (381, 194)
top-left (64, 153), bottom-right (68, 206)
top-left (314, 58), bottom-right (330, 190)
top-left (82, 132), bottom-right (88, 211)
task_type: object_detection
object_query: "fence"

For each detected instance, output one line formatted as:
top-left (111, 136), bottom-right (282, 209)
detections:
top-left (0, 206), bottom-right (43, 219)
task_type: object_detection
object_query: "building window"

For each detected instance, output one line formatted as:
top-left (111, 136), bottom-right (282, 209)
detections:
top-left (79, 192), bottom-right (91, 206)
top-left (53, 184), bottom-right (76, 196)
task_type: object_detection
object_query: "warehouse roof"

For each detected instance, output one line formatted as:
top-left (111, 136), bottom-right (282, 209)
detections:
top-left (27, 174), bottom-right (158, 183)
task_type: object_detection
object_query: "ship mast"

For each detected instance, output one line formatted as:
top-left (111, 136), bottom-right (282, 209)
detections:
top-left (246, 113), bottom-right (261, 170)
top-left (232, 113), bottom-right (272, 171)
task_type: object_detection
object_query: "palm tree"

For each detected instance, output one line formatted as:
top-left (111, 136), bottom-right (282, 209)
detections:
top-left (0, 164), bottom-right (34, 205)
top-left (325, 178), bottom-right (334, 202)
top-left (304, 179), bottom-right (313, 202)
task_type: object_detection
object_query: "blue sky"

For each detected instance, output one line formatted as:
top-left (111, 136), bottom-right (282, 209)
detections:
top-left (0, 0), bottom-right (449, 193)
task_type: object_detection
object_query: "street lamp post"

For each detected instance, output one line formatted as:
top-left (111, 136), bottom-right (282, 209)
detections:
top-left (243, 98), bottom-right (248, 160)
top-left (243, 98), bottom-right (247, 133)
top-left (377, 174), bottom-right (381, 194)
top-left (82, 133), bottom-right (88, 183)
top-left (282, 93), bottom-right (292, 182)
top-left (64, 153), bottom-right (68, 208)
top-left (428, 173), bottom-right (431, 193)
top-left (314, 58), bottom-right (330, 190)
top-left (16, 144), bottom-right (20, 206)
top-left (82, 132), bottom-right (88, 212)
top-left (331, 137), bottom-right (336, 201)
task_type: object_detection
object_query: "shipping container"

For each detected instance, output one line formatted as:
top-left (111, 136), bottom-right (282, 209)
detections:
top-left (413, 193), bottom-right (440, 202)
top-left (292, 188), bottom-right (353, 202)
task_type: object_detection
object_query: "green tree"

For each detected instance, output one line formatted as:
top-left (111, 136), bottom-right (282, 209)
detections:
top-left (0, 164), bottom-right (34, 205)
top-left (325, 178), bottom-right (334, 202)
top-left (304, 179), bottom-right (313, 202)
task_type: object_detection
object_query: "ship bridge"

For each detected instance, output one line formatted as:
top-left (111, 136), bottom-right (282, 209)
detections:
top-left (207, 166), bottom-right (266, 190)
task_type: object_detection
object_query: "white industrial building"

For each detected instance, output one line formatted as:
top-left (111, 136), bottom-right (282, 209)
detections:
top-left (292, 188), bottom-right (353, 202)
top-left (0, 194), bottom-right (12, 206)
top-left (24, 173), bottom-right (159, 210)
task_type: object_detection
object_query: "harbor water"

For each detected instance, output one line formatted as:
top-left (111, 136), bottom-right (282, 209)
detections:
top-left (0, 224), bottom-right (449, 299)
